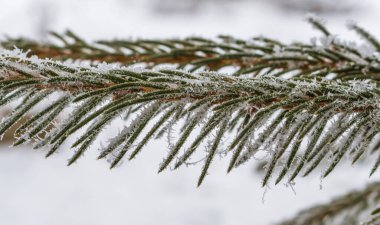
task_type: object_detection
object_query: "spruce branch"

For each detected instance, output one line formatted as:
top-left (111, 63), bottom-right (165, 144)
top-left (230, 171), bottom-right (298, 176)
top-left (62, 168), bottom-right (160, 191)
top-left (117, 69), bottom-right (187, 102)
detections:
top-left (3, 19), bottom-right (380, 81)
top-left (278, 182), bottom-right (380, 225)
top-left (1, 45), bottom-right (380, 186)
top-left (1, 19), bottom-right (380, 186)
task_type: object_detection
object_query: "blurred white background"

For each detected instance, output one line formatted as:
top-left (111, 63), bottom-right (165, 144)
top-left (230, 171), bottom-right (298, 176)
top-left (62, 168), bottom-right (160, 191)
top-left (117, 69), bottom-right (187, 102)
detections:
top-left (0, 0), bottom-right (380, 225)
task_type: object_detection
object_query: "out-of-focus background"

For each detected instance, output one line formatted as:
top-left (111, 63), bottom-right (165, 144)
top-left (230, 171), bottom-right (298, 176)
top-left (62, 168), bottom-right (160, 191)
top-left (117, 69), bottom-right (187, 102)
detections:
top-left (0, 1), bottom-right (380, 225)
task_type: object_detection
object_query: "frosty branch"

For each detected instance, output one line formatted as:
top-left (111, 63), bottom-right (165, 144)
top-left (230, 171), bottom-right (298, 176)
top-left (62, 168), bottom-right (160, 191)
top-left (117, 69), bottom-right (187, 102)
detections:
top-left (1, 17), bottom-right (380, 187)
top-left (1, 45), bottom-right (380, 187)
top-left (279, 182), bottom-right (380, 225)
top-left (3, 18), bottom-right (380, 80)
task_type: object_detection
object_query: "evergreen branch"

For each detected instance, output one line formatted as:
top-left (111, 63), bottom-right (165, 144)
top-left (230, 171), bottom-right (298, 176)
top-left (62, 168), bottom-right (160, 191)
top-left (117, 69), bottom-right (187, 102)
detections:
top-left (1, 48), bottom-right (380, 186)
top-left (3, 20), bottom-right (380, 82)
top-left (278, 182), bottom-right (380, 225)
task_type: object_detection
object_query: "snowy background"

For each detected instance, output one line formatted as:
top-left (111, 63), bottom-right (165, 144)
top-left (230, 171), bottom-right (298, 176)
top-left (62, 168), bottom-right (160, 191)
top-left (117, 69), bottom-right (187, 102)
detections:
top-left (0, 0), bottom-right (380, 225)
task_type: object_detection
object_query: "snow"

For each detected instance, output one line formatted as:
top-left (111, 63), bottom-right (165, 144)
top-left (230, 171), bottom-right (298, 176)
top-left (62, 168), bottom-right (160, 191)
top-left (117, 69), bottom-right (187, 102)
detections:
top-left (1, 0), bottom-right (380, 225)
